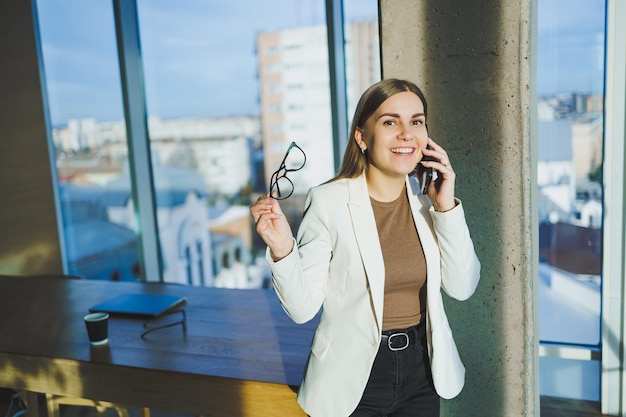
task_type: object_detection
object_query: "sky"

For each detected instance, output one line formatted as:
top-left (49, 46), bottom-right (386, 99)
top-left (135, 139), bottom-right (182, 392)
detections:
top-left (35, 0), bottom-right (605, 126)
top-left (537, 0), bottom-right (606, 97)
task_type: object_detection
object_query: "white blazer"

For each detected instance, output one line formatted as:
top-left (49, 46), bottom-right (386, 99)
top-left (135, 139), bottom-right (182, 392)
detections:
top-left (267, 172), bottom-right (481, 417)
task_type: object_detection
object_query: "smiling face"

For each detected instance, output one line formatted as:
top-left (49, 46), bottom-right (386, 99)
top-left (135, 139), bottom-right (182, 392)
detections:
top-left (355, 91), bottom-right (428, 181)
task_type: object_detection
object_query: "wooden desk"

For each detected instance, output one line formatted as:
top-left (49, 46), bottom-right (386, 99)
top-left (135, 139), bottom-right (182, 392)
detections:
top-left (0, 276), bottom-right (317, 416)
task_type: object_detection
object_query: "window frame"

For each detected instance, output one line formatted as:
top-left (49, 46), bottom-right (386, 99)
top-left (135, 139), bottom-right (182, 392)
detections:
top-left (601, 0), bottom-right (626, 413)
top-left (112, 0), bottom-right (162, 282)
top-left (533, 0), bottom-right (626, 409)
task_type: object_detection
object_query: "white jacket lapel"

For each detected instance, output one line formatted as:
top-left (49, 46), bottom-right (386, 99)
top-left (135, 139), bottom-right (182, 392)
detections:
top-left (347, 173), bottom-right (385, 331)
top-left (406, 176), bottom-right (442, 302)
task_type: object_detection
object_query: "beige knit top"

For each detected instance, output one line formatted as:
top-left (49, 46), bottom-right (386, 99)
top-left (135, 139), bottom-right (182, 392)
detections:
top-left (371, 185), bottom-right (427, 331)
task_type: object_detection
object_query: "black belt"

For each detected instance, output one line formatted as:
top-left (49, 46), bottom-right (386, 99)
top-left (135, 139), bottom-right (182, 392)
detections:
top-left (380, 322), bottom-right (425, 351)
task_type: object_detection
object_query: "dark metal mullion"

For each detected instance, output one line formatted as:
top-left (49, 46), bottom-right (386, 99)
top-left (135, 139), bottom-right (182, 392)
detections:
top-left (112, 0), bottom-right (162, 282)
top-left (326, 0), bottom-right (349, 172)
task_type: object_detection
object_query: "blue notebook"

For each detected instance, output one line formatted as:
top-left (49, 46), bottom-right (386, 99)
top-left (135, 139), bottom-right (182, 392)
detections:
top-left (89, 293), bottom-right (186, 317)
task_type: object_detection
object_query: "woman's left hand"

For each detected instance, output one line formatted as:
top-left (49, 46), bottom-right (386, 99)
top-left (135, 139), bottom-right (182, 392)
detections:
top-left (420, 138), bottom-right (457, 212)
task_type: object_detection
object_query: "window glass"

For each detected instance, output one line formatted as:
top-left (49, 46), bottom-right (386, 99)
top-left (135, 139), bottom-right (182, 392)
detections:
top-left (344, 0), bottom-right (381, 116)
top-left (537, 0), bottom-right (605, 401)
top-left (36, 0), bottom-right (381, 289)
top-left (136, 0), bottom-right (336, 288)
top-left (36, 0), bottom-right (141, 282)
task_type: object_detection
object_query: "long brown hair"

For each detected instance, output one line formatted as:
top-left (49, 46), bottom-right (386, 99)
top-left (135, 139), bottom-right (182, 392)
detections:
top-left (334, 79), bottom-right (428, 180)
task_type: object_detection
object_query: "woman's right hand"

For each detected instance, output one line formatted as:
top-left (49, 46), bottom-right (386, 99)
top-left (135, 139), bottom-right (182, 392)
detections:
top-left (250, 194), bottom-right (295, 261)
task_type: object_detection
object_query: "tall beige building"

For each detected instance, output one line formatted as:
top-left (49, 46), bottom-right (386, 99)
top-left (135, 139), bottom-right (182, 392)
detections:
top-left (257, 21), bottom-right (380, 194)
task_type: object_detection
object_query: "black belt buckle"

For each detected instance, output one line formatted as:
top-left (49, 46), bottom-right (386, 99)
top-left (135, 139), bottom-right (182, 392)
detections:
top-left (387, 332), bottom-right (410, 351)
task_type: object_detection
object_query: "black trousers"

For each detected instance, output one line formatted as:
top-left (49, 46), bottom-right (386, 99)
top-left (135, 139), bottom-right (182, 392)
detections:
top-left (349, 326), bottom-right (440, 417)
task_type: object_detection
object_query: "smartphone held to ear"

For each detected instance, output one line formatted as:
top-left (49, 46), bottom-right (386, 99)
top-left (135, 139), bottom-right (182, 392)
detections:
top-left (420, 165), bottom-right (436, 195)
top-left (417, 145), bottom-right (438, 195)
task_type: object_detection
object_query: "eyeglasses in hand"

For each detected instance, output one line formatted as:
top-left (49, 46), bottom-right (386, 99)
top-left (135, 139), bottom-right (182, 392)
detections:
top-left (269, 141), bottom-right (306, 200)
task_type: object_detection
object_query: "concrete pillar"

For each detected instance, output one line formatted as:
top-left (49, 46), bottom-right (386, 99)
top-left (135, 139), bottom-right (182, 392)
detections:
top-left (0, 1), bottom-right (63, 274)
top-left (380, 1), bottom-right (538, 416)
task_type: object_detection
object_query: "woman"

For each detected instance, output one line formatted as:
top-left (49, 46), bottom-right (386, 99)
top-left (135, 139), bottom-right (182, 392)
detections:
top-left (250, 79), bottom-right (481, 417)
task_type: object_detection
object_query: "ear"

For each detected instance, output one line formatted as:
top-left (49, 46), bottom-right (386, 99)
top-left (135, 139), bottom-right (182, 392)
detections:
top-left (354, 127), bottom-right (366, 150)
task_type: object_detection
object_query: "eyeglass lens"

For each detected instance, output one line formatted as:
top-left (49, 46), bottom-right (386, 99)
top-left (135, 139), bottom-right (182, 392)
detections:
top-left (283, 143), bottom-right (306, 171)
top-left (269, 142), bottom-right (306, 199)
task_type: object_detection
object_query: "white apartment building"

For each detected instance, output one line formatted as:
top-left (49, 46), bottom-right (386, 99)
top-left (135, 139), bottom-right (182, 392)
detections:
top-left (53, 115), bottom-right (261, 197)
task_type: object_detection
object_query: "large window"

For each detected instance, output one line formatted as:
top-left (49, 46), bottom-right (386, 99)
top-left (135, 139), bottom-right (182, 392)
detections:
top-left (35, 0), bottom-right (379, 288)
top-left (537, 0), bottom-right (606, 402)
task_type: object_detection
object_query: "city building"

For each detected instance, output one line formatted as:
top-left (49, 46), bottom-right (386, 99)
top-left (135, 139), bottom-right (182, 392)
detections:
top-left (257, 21), bottom-right (380, 194)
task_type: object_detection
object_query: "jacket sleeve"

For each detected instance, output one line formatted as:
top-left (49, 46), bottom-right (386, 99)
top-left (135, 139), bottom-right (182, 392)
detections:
top-left (430, 200), bottom-right (481, 300)
top-left (266, 187), bottom-right (332, 324)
